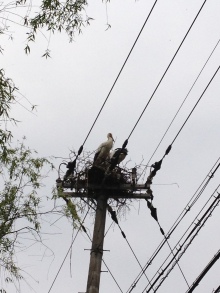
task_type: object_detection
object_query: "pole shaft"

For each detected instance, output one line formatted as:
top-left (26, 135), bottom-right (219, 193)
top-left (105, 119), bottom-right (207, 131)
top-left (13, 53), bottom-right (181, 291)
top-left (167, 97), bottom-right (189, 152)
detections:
top-left (86, 195), bottom-right (108, 293)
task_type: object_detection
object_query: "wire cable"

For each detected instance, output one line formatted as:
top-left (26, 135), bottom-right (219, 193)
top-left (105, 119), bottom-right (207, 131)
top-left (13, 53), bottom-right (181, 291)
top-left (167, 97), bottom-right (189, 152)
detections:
top-left (213, 284), bottom-right (220, 293)
top-left (139, 67), bottom-right (220, 290)
top-left (126, 157), bottom-right (220, 293)
top-left (81, 0), bottom-right (159, 148)
top-left (64, 0), bottom-right (159, 177)
top-left (107, 205), bottom-right (154, 291)
top-left (102, 259), bottom-right (124, 293)
top-left (171, 65), bottom-right (220, 145)
top-left (185, 250), bottom-right (220, 293)
top-left (141, 65), bottom-right (220, 221)
top-left (138, 37), bottom-right (220, 180)
top-left (82, 201), bottom-right (124, 293)
top-left (47, 208), bottom-right (90, 293)
top-left (150, 192), bottom-right (220, 293)
top-left (127, 0), bottom-right (207, 141)
top-left (155, 220), bottom-right (190, 289)
top-left (118, 222), bottom-right (154, 291)
top-left (143, 188), bottom-right (220, 292)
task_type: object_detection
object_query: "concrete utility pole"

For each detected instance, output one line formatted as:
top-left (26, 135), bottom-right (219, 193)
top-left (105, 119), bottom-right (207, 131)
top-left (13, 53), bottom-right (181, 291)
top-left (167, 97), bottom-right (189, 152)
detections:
top-left (86, 195), bottom-right (108, 293)
top-left (58, 177), bottom-right (152, 293)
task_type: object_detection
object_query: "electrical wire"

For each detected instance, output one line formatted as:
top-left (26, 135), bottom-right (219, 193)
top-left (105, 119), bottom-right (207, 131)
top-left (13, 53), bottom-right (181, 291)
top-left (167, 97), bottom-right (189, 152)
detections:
top-left (102, 259), bottom-right (124, 293)
top-left (213, 284), bottom-right (220, 293)
top-left (171, 65), bottom-right (220, 145)
top-left (138, 37), bottom-right (220, 181)
top-left (154, 220), bottom-right (190, 289)
top-left (127, 0), bottom-right (207, 141)
top-left (149, 191), bottom-right (220, 293)
top-left (126, 157), bottom-right (220, 293)
top-left (107, 205), bottom-right (154, 291)
top-left (133, 65), bottom-right (220, 290)
top-left (185, 250), bottom-right (220, 293)
top-left (47, 208), bottom-right (90, 293)
top-left (84, 237), bottom-right (124, 293)
top-left (143, 186), bottom-right (220, 293)
top-left (58, 1), bottom-right (217, 291)
top-left (118, 222), bottom-right (154, 291)
top-left (82, 201), bottom-right (124, 293)
top-left (81, 0), bottom-right (159, 148)
top-left (64, 0), bottom-right (159, 177)
top-left (140, 65), bottom-right (220, 224)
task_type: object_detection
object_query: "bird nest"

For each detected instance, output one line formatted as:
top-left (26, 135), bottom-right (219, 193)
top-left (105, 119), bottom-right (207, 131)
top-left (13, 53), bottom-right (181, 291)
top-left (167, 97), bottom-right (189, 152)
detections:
top-left (55, 148), bottom-right (150, 217)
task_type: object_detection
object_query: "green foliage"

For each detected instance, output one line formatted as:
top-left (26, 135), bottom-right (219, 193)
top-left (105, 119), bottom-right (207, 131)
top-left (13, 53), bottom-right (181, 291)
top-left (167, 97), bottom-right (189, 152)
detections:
top-left (0, 0), bottom-right (93, 56)
top-left (0, 68), bottom-right (80, 291)
top-left (0, 139), bottom-right (53, 284)
top-left (0, 69), bottom-right (16, 119)
top-left (54, 187), bottom-right (81, 226)
top-left (0, 70), bottom-right (55, 289)
top-left (28, 0), bottom-right (90, 41)
top-left (0, 1), bottom-right (85, 289)
top-left (0, 69), bottom-right (15, 162)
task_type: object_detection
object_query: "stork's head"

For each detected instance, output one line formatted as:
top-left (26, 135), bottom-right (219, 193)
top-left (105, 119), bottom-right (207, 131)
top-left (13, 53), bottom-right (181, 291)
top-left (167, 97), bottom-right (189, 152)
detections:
top-left (107, 133), bottom-right (114, 142)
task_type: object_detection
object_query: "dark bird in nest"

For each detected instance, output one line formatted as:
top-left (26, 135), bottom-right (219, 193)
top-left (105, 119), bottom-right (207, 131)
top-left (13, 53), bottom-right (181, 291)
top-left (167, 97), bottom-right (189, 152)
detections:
top-left (110, 148), bottom-right (128, 165)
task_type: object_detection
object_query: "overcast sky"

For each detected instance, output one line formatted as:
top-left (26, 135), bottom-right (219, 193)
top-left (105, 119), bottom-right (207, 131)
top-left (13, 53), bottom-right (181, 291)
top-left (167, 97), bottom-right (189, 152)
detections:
top-left (1, 0), bottom-right (220, 293)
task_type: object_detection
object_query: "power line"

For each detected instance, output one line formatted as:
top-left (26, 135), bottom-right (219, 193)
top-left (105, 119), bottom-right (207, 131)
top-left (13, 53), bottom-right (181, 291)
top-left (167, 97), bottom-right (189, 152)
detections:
top-left (107, 205), bottom-right (153, 291)
top-left (126, 158), bottom-right (220, 293)
top-left (185, 250), bottom-right (220, 293)
top-left (142, 63), bottom-right (220, 261)
top-left (82, 203), bottom-right (124, 293)
top-left (64, 0), bottom-right (159, 177)
top-left (47, 208), bottom-right (90, 293)
top-left (127, 0), bottom-right (208, 141)
top-left (213, 284), bottom-right (220, 293)
top-left (171, 65), bottom-right (220, 145)
top-left (48, 204), bottom-right (124, 293)
top-left (139, 37), bottom-right (220, 179)
top-left (118, 222), bottom-right (154, 291)
top-left (81, 0), bottom-right (159, 148)
top-left (144, 199), bottom-right (189, 289)
top-left (141, 65), bottom-right (220, 223)
top-left (102, 259), bottom-right (124, 293)
top-left (156, 221), bottom-right (190, 289)
top-left (144, 188), bottom-right (220, 293)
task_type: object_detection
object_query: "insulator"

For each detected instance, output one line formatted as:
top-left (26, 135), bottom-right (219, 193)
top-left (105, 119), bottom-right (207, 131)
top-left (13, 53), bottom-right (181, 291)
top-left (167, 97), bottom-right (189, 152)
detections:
top-left (160, 227), bottom-right (165, 235)
top-left (121, 231), bottom-right (126, 239)
top-left (78, 145), bottom-right (83, 156)
top-left (152, 159), bottom-right (162, 171)
top-left (67, 160), bottom-right (76, 171)
top-left (81, 225), bottom-right (86, 233)
top-left (131, 167), bottom-right (137, 184)
top-left (122, 139), bottom-right (128, 149)
top-left (165, 144), bottom-right (172, 155)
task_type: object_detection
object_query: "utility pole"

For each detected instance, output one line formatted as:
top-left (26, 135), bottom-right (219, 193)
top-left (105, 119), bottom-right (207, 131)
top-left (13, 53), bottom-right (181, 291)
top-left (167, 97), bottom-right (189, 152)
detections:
top-left (57, 167), bottom-right (152, 293)
top-left (86, 194), bottom-right (108, 293)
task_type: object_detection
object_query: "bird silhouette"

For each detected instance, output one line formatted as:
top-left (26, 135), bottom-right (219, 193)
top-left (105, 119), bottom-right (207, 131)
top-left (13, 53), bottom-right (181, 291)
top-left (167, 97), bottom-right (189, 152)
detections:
top-left (110, 148), bottom-right (128, 165)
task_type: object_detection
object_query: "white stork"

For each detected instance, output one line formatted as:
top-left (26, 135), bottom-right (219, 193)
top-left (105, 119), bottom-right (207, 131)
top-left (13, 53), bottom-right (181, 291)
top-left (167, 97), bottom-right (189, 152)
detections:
top-left (93, 133), bottom-right (114, 167)
top-left (109, 148), bottom-right (128, 165)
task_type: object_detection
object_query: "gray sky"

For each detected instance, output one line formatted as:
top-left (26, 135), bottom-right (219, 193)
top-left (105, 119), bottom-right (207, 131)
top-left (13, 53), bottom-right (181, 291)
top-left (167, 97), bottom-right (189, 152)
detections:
top-left (1, 0), bottom-right (220, 292)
